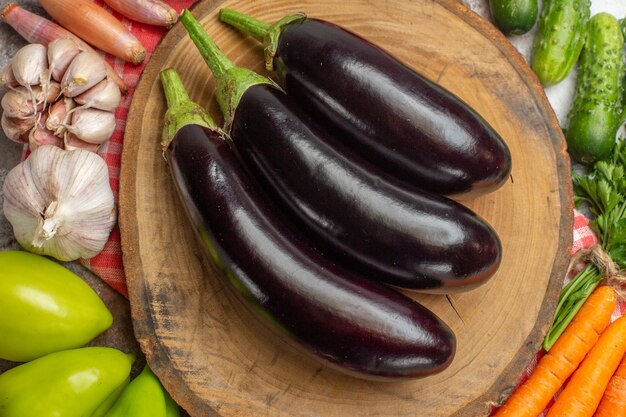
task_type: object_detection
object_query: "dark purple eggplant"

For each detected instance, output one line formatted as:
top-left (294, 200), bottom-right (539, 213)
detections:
top-left (158, 67), bottom-right (456, 379)
top-left (218, 9), bottom-right (512, 198)
top-left (179, 11), bottom-right (502, 293)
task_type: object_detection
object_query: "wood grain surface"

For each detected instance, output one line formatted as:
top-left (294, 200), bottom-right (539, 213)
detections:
top-left (119, 0), bottom-right (574, 416)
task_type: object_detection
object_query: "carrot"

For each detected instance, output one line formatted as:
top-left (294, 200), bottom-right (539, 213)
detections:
top-left (38, 0), bottom-right (146, 64)
top-left (546, 314), bottom-right (626, 417)
top-left (494, 285), bottom-right (617, 417)
top-left (0, 3), bottom-right (127, 93)
top-left (594, 355), bottom-right (626, 417)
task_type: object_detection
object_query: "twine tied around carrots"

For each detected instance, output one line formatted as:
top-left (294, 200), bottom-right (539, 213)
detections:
top-left (568, 244), bottom-right (626, 300)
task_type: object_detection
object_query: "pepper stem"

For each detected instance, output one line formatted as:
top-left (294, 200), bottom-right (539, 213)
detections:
top-left (159, 68), bottom-right (216, 152)
top-left (179, 9), bottom-right (276, 133)
top-left (219, 9), bottom-right (270, 42)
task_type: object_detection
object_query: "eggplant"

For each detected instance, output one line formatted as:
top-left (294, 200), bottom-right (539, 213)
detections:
top-left (179, 11), bottom-right (502, 293)
top-left (158, 68), bottom-right (456, 379)
top-left (219, 9), bottom-right (512, 198)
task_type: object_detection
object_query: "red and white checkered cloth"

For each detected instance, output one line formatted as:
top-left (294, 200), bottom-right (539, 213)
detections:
top-left (48, 4), bottom-right (619, 413)
top-left (71, 0), bottom-right (196, 297)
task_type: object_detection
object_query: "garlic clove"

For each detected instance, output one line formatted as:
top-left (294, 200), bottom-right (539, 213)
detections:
top-left (2, 145), bottom-right (116, 261)
top-left (1, 112), bottom-right (34, 144)
top-left (74, 78), bottom-right (121, 112)
top-left (46, 96), bottom-right (75, 136)
top-left (0, 64), bottom-right (19, 88)
top-left (34, 81), bottom-right (61, 104)
top-left (65, 108), bottom-right (115, 144)
top-left (11, 43), bottom-right (48, 87)
top-left (48, 38), bottom-right (82, 82)
top-left (64, 132), bottom-right (101, 153)
top-left (61, 51), bottom-right (107, 98)
top-left (1, 87), bottom-right (38, 118)
top-left (29, 113), bottom-right (63, 151)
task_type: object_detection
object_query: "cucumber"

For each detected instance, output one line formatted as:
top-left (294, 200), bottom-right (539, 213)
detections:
top-left (489, 0), bottom-right (538, 36)
top-left (566, 13), bottom-right (626, 164)
top-left (531, 0), bottom-right (591, 86)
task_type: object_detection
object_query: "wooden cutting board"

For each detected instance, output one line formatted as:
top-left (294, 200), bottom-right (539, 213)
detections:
top-left (119, 0), bottom-right (573, 416)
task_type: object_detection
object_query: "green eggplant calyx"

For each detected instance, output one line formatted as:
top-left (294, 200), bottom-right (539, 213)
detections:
top-left (179, 9), bottom-right (279, 133)
top-left (217, 66), bottom-right (279, 134)
top-left (264, 14), bottom-right (307, 71)
top-left (159, 68), bottom-right (217, 153)
top-left (217, 9), bottom-right (306, 71)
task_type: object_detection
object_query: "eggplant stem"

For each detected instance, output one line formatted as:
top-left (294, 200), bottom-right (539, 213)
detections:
top-left (219, 8), bottom-right (270, 41)
top-left (179, 9), bottom-right (233, 79)
top-left (159, 68), bottom-right (217, 152)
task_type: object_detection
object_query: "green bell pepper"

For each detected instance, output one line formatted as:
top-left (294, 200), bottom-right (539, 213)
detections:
top-left (0, 250), bottom-right (113, 362)
top-left (0, 347), bottom-right (134, 417)
top-left (104, 364), bottom-right (180, 417)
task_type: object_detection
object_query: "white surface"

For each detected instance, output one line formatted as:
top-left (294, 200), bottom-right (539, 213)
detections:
top-left (464, 0), bottom-right (626, 131)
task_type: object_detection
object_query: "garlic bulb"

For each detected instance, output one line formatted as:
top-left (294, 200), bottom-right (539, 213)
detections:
top-left (2, 145), bottom-right (116, 261)
top-left (61, 51), bottom-right (107, 97)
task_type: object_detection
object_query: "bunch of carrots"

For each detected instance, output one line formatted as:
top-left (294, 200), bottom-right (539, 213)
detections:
top-left (494, 284), bottom-right (626, 417)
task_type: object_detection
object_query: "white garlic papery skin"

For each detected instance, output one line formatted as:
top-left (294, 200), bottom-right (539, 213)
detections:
top-left (29, 113), bottom-right (63, 151)
top-left (74, 78), bottom-right (121, 112)
top-left (2, 145), bottom-right (116, 261)
top-left (48, 38), bottom-right (82, 82)
top-left (11, 44), bottom-right (48, 87)
top-left (0, 64), bottom-right (19, 88)
top-left (61, 52), bottom-right (107, 98)
top-left (46, 96), bottom-right (75, 136)
top-left (1, 112), bottom-right (34, 144)
top-left (1, 84), bottom-right (61, 119)
top-left (64, 132), bottom-right (101, 153)
top-left (65, 108), bottom-right (115, 144)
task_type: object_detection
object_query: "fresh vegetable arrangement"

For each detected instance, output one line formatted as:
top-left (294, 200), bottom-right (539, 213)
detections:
top-left (159, 67), bottom-right (456, 378)
top-left (218, 9), bottom-right (512, 198)
top-left (179, 10), bottom-right (502, 293)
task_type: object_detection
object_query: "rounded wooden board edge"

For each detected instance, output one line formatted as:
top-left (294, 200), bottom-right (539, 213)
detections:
top-left (119, 0), bottom-right (224, 415)
top-left (440, 4), bottom-right (574, 416)
top-left (119, 1), bottom-right (574, 416)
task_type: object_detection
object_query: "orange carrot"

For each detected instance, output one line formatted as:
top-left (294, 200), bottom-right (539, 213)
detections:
top-left (546, 314), bottom-right (626, 417)
top-left (494, 285), bottom-right (617, 417)
top-left (0, 3), bottom-right (128, 93)
top-left (38, 0), bottom-right (146, 64)
top-left (594, 355), bottom-right (626, 417)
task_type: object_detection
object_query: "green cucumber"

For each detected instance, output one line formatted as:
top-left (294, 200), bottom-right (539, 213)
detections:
top-left (566, 12), bottom-right (626, 164)
top-left (531, 0), bottom-right (591, 86)
top-left (489, 0), bottom-right (538, 36)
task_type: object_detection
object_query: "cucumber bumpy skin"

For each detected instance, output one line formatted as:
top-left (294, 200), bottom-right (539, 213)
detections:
top-left (566, 12), bottom-right (625, 164)
top-left (530, 0), bottom-right (591, 86)
top-left (489, 0), bottom-right (538, 36)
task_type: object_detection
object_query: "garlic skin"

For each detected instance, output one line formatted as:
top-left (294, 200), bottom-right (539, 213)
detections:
top-left (2, 145), bottom-right (116, 261)
top-left (65, 108), bottom-right (115, 144)
top-left (64, 132), bottom-right (101, 153)
top-left (1, 112), bottom-right (34, 144)
top-left (29, 113), bottom-right (63, 150)
top-left (1, 88), bottom-right (39, 118)
top-left (48, 38), bottom-right (82, 82)
top-left (0, 64), bottom-right (19, 88)
top-left (11, 44), bottom-right (48, 87)
top-left (46, 96), bottom-right (75, 136)
top-left (61, 51), bottom-right (107, 97)
top-left (74, 78), bottom-right (121, 112)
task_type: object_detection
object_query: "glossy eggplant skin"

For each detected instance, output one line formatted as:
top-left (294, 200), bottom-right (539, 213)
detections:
top-left (272, 18), bottom-right (512, 197)
top-left (166, 123), bottom-right (456, 379)
top-left (230, 85), bottom-right (502, 292)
